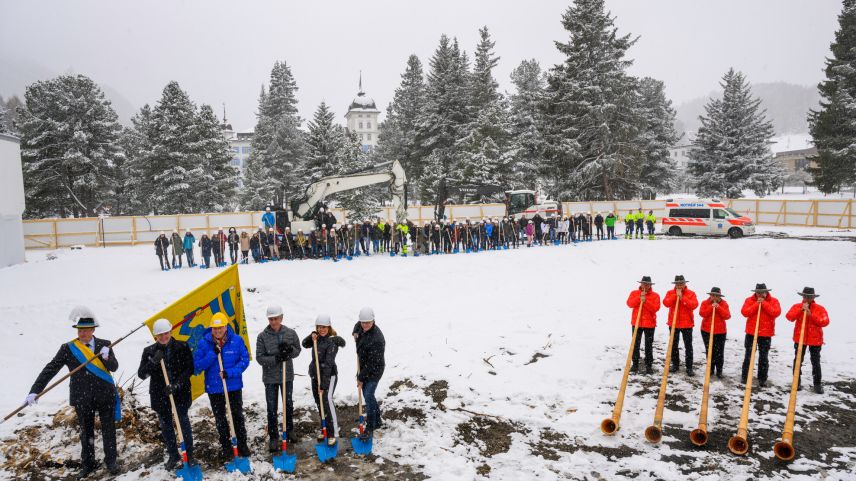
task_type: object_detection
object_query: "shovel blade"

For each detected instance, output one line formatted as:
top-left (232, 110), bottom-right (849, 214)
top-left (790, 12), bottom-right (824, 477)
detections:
top-left (177, 462), bottom-right (204, 481)
top-left (315, 441), bottom-right (338, 462)
top-left (350, 436), bottom-right (373, 456)
top-left (225, 456), bottom-right (252, 474)
top-left (272, 452), bottom-right (297, 473)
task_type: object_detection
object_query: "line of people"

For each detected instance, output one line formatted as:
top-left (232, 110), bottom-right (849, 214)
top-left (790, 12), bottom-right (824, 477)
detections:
top-left (23, 305), bottom-right (386, 477)
top-left (626, 275), bottom-right (830, 393)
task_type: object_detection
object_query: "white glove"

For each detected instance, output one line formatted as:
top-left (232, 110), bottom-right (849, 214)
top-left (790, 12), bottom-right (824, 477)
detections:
top-left (25, 393), bottom-right (38, 406)
top-left (100, 346), bottom-right (110, 360)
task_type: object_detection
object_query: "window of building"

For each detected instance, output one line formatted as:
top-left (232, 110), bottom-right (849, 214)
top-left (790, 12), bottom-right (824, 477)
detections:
top-left (232, 147), bottom-right (240, 153)
top-left (230, 158), bottom-right (241, 166)
top-left (361, 133), bottom-right (365, 140)
top-left (796, 159), bottom-right (810, 171)
top-left (366, 121), bottom-right (371, 129)
top-left (359, 122), bottom-right (363, 129)
top-left (358, 114), bottom-right (363, 118)
top-left (367, 133), bottom-right (372, 141)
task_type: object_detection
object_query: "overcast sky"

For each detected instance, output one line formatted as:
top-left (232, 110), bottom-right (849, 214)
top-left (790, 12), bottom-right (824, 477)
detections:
top-left (0, 0), bottom-right (843, 130)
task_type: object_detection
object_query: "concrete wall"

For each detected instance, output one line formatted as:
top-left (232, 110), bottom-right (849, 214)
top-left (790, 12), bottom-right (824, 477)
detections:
top-left (0, 134), bottom-right (25, 266)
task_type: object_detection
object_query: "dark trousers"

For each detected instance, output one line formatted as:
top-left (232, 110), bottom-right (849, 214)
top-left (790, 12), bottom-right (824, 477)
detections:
top-left (794, 344), bottom-right (822, 387)
top-left (156, 402), bottom-right (194, 460)
top-left (310, 375), bottom-right (339, 438)
top-left (158, 254), bottom-right (170, 270)
top-left (631, 327), bottom-right (655, 368)
top-left (185, 249), bottom-right (194, 266)
top-left (596, 225), bottom-right (604, 239)
top-left (742, 334), bottom-right (772, 382)
top-left (75, 401), bottom-right (117, 468)
top-left (635, 222), bottom-right (644, 236)
top-left (362, 380), bottom-right (382, 431)
top-left (203, 255), bottom-right (211, 268)
top-left (208, 391), bottom-right (249, 457)
top-left (646, 221), bottom-right (655, 236)
top-left (171, 252), bottom-right (183, 268)
top-left (607, 226), bottom-right (614, 238)
top-left (700, 331), bottom-right (727, 375)
top-left (229, 245), bottom-right (238, 263)
top-left (264, 382), bottom-right (294, 440)
top-left (670, 327), bottom-right (694, 370)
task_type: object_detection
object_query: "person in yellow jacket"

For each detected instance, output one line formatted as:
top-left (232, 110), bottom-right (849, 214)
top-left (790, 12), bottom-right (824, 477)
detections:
top-left (396, 222), bottom-right (409, 256)
top-left (634, 209), bottom-right (645, 239)
top-left (645, 211), bottom-right (657, 240)
top-left (624, 210), bottom-right (635, 239)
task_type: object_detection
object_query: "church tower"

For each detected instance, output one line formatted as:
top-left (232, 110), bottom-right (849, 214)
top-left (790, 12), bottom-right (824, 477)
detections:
top-left (344, 72), bottom-right (380, 152)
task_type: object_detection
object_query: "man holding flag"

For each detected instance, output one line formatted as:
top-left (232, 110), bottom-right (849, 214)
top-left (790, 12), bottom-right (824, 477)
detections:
top-left (25, 306), bottom-right (121, 476)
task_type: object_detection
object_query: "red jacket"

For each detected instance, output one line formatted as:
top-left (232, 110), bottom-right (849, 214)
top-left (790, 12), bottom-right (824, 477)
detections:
top-left (699, 299), bottom-right (731, 334)
top-left (663, 288), bottom-right (699, 329)
top-left (626, 289), bottom-right (660, 328)
top-left (785, 302), bottom-right (829, 346)
top-left (740, 294), bottom-right (782, 337)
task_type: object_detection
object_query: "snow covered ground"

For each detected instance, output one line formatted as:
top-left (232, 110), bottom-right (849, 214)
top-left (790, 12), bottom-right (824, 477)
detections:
top-left (0, 230), bottom-right (854, 480)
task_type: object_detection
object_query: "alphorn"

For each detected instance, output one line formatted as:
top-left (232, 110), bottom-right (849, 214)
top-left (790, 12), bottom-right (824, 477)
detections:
top-left (728, 302), bottom-right (763, 455)
top-left (644, 292), bottom-right (682, 443)
top-left (601, 300), bottom-right (645, 434)
top-left (690, 307), bottom-right (717, 446)
top-left (773, 309), bottom-right (808, 461)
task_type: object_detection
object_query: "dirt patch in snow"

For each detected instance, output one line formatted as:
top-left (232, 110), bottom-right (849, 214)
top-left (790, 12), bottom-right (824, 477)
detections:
top-left (455, 415), bottom-right (528, 458)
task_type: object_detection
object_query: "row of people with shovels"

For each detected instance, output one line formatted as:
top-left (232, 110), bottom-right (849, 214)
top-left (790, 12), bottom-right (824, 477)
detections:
top-left (18, 305), bottom-right (386, 478)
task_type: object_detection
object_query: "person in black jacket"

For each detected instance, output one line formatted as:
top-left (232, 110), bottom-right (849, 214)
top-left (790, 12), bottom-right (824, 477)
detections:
top-left (302, 315), bottom-right (346, 446)
top-left (25, 307), bottom-right (120, 476)
top-left (199, 234), bottom-right (212, 268)
top-left (137, 318), bottom-right (196, 471)
top-left (352, 307), bottom-right (386, 439)
top-left (227, 227), bottom-right (240, 264)
top-left (255, 305), bottom-right (301, 451)
top-left (155, 232), bottom-right (170, 271)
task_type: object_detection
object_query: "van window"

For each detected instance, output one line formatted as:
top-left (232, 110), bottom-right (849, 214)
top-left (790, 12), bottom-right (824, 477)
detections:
top-left (725, 208), bottom-right (742, 218)
top-left (713, 209), bottom-right (728, 219)
top-left (669, 208), bottom-right (711, 219)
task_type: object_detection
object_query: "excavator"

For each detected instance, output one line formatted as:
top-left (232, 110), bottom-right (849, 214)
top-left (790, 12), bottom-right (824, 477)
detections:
top-left (283, 159), bottom-right (407, 233)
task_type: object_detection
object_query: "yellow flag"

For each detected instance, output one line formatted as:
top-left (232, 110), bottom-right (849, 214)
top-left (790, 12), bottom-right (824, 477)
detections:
top-left (143, 264), bottom-right (252, 400)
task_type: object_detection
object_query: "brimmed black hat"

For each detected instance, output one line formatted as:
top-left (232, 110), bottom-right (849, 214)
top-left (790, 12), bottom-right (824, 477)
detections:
top-left (72, 318), bottom-right (99, 329)
top-left (672, 275), bottom-right (688, 284)
top-left (638, 276), bottom-right (654, 284)
top-left (752, 283), bottom-right (771, 293)
top-left (798, 287), bottom-right (819, 297)
top-left (707, 287), bottom-right (724, 297)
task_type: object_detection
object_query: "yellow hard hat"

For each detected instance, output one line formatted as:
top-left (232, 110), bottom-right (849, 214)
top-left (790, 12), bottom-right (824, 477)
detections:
top-left (210, 312), bottom-right (230, 328)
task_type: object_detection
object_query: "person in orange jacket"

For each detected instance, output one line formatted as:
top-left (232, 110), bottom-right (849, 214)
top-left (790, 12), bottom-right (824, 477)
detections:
top-left (785, 287), bottom-right (830, 393)
top-left (740, 283), bottom-right (782, 387)
top-left (698, 287), bottom-right (731, 378)
top-left (663, 275), bottom-right (699, 376)
top-left (626, 276), bottom-right (661, 374)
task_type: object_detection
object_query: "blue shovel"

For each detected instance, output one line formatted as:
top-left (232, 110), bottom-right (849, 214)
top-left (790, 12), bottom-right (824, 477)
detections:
top-left (350, 362), bottom-right (373, 456)
top-left (272, 363), bottom-right (296, 473)
top-left (313, 336), bottom-right (338, 462)
top-left (160, 360), bottom-right (204, 481)
top-left (217, 353), bottom-right (252, 474)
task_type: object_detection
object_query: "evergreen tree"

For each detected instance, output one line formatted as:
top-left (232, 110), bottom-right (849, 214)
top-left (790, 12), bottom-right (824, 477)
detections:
top-left (637, 77), bottom-right (679, 199)
top-left (303, 101), bottom-right (344, 186)
top-left (542, 0), bottom-right (642, 200)
top-left (376, 54), bottom-right (426, 205)
top-left (116, 105), bottom-right (153, 214)
top-left (0, 102), bottom-right (8, 134)
top-left (458, 26), bottom-right (512, 200)
top-left (508, 59), bottom-right (548, 187)
top-left (690, 69), bottom-right (781, 198)
top-left (17, 75), bottom-right (122, 217)
top-left (192, 104), bottom-right (239, 211)
top-left (808, 0), bottom-right (856, 193)
top-left (415, 35), bottom-right (472, 217)
top-left (241, 61), bottom-right (305, 210)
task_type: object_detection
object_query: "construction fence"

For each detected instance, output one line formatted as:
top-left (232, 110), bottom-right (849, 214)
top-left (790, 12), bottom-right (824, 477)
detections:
top-left (21, 198), bottom-right (855, 249)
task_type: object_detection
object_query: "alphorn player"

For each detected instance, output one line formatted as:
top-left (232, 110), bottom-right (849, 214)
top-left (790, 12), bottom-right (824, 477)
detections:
top-left (626, 276), bottom-right (661, 374)
top-left (698, 287), bottom-right (731, 379)
top-left (785, 287), bottom-right (830, 394)
top-left (663, 275), bottom-right (699, 376)
top-left (740, 283), bottom-right (781, 387)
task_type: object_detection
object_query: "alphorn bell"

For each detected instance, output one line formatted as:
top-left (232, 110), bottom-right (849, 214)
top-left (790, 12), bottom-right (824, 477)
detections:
top-left (644, 292), bottom-right (682, 443)
top-left (601, 300), bottom-right (645, 434)
top-left (773, 309), bottom-right (808, 461)
top-left (728, 302), bottom-right (763, 455)
top-left (690, 307), bottom-right (717, 446)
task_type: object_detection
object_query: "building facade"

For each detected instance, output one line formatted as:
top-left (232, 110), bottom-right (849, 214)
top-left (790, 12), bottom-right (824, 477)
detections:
top-left (220, 118), bottom-right (253, 172)
top-left (0, 133), bottom-right (25, 267)
top-left (344, 75), bottom-right (380, 152)
top-left (774, 147), bottom-right (818, 175)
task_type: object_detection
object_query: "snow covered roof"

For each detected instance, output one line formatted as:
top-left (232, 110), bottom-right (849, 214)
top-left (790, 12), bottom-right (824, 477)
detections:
top-left (349, 91), bottom-right (378, 111)
top-left (770, 133), bottom-right (813, 154)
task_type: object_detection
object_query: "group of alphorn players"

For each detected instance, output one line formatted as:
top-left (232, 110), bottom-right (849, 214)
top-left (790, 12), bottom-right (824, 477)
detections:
top-left (602, 275), bottom-right (830, 460)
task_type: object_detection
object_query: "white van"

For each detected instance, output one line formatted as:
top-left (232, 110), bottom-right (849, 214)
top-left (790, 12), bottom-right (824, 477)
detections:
top-left (661, 200), bottom-right (755, 238)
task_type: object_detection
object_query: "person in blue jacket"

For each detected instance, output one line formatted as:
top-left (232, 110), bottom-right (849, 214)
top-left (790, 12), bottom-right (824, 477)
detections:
top-left (193, 312), bottom-right (251, 462)
top-left (183, 230), bottom-right (196, 267)
top-left (262, 207), bottom-right (276, 231)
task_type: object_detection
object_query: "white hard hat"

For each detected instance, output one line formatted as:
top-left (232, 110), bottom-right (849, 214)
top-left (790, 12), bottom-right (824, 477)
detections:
top-left (69, 305), bottom-right (99, 328)
top-left (315, 314), bottom-right (331, 327)
top-left (266, 305), bottom-right (283, 318)
top-left (159, 231), bottom-right (165, 236)
top-left (358, 307), bottom-right (375, 322)
top-left (152, 318), bottom-right (173, 335)
top-left (266, 207), bottom-right (271, 211)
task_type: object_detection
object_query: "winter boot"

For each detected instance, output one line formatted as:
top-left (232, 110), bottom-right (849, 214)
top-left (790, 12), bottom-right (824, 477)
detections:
top-left (645, 365), bottom-right (653, 374)
top-left (630, 362), bottom-right (639, 373)
top-left (165, 454), bottom-right (180, 471)
top-left (268, 437), bottom-right (279, 453)
top-left (686, 367), bottom-right (695, 377)
top-left (813, 384), bottom-right (824, 394)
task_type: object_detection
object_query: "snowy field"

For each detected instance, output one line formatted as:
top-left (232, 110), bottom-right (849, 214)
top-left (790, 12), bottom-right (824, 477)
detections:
top-left (1, 229), bottom-right (855, 481)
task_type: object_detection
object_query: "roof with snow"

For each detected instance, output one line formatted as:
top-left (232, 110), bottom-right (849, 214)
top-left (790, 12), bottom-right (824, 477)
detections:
top-left (349, 91), bottom-right (378, 111)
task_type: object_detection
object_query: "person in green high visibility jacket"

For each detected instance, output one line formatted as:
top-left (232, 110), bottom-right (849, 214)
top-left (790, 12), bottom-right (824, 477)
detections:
top-left (645, 210), bottom-right (657, 239)
top-left (624, 210), bottom-right (635, 239)
top-left (634, 209), bottom-right (645, 239)
top-left (605, 212), bottom-right (617, 239)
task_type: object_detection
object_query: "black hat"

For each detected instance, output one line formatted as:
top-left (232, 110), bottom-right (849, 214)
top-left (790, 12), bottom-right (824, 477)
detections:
top-left (672, 275), bottom-right (688, 284)
top-left (798, 287), bottom-right (819, 297)
top-left (752, 283), bottom-right (771, 293)
top-left (707, 287), bottom-right (724, 297)
top-left (638, 276), bottom-right (654, 284)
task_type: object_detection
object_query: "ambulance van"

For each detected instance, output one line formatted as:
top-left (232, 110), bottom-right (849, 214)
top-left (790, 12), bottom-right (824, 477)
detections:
top-left (661, 200), bottom-right (755, 238)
